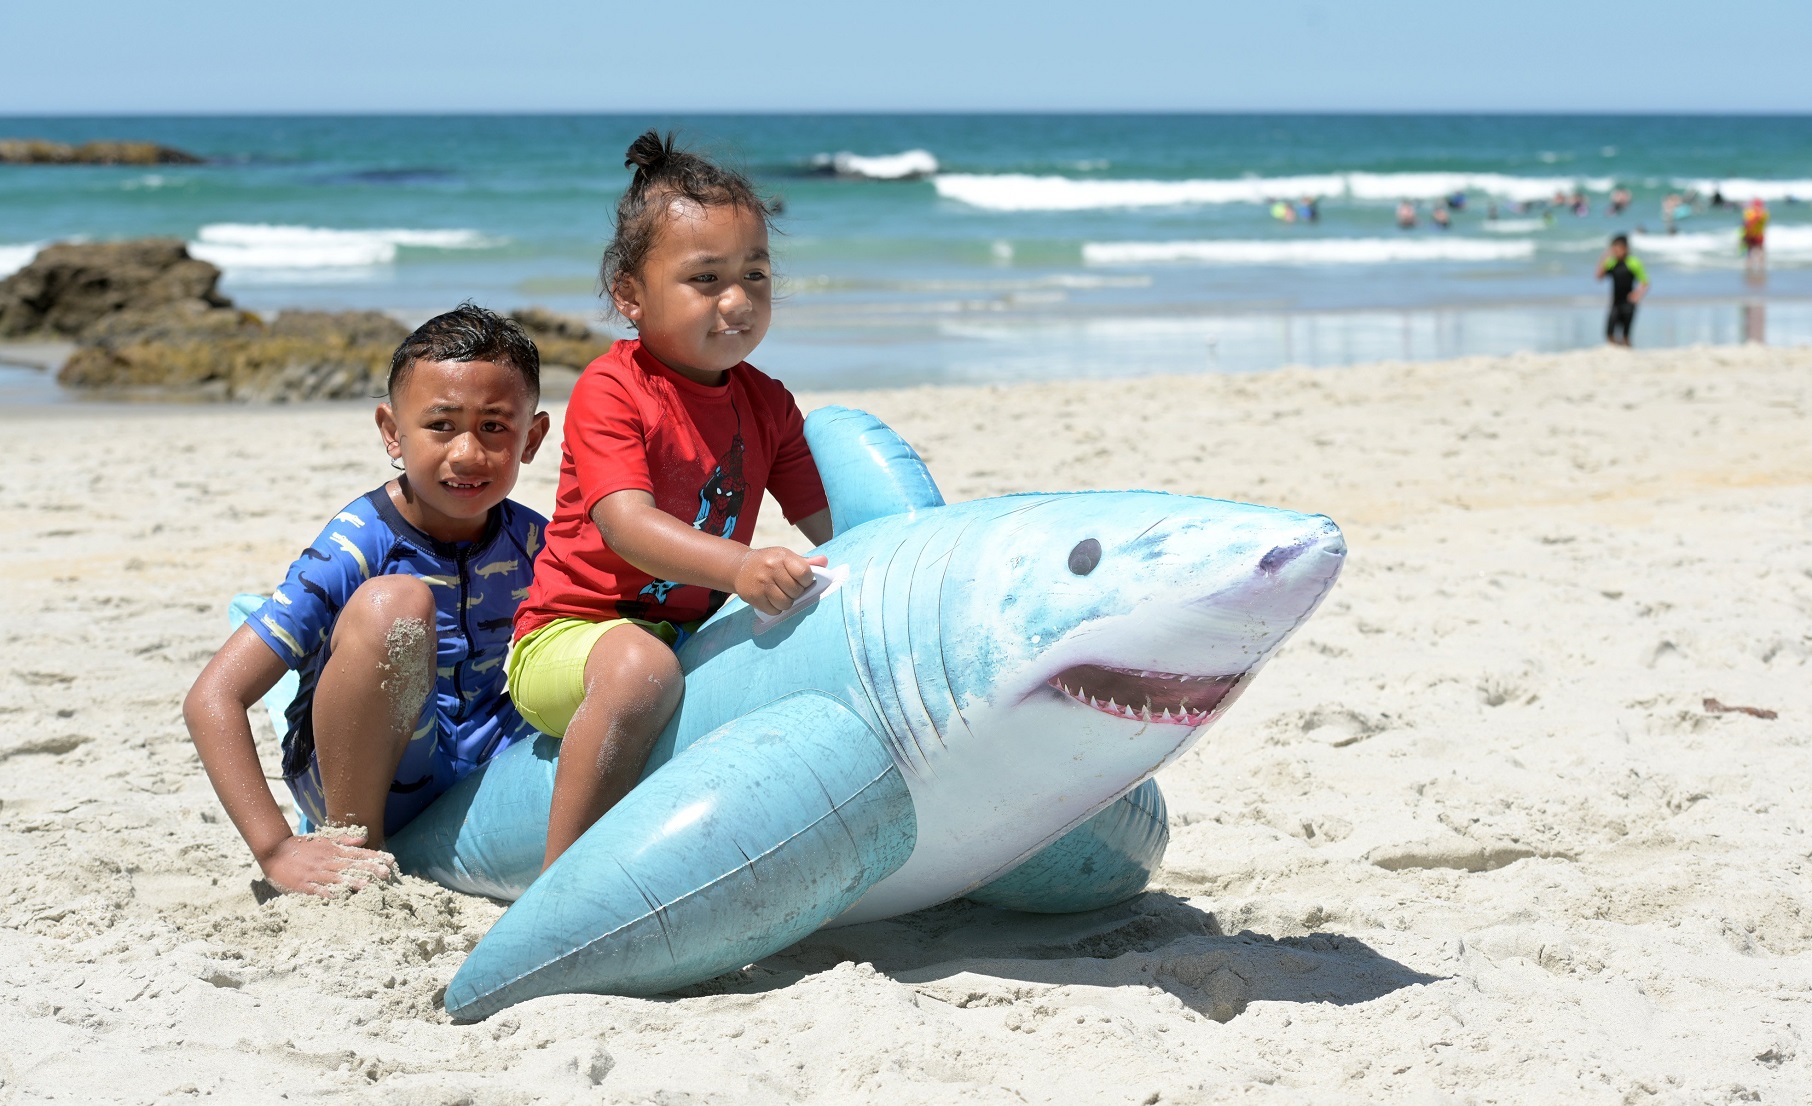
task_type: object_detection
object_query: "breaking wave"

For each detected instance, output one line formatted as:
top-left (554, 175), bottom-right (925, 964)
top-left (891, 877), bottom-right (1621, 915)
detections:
top-left (1673, 178), bottom-right (1812, 202)
top-left (935, 171), bottom-right (1616, 211)
top-left (813, 149), bottom-right (939, 180)
top-left (0, 242), bottom-right (45, 280)
top-left (1082, 238), bottom-right (1536, 266)
top-left (187, 224), bottom-right (496, 271)
top-left (1632, 225), bottom-right (1812, 266)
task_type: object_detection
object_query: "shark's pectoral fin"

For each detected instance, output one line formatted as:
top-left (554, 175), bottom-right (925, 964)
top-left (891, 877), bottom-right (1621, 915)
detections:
top-left (966, 778), bottom-right (1169, 914)
top-left (445, 692), bottom-right (916, 1020)
top-left (804, 406), bottom-right (945, 535)
top-left (389, 732), bottom-right (560, 902)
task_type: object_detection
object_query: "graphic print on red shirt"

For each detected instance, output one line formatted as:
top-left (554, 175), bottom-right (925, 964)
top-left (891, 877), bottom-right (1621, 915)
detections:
top-left (640, 429), bottom-right (747, 606)
top-left (514, 339), bottom-right (827, 638)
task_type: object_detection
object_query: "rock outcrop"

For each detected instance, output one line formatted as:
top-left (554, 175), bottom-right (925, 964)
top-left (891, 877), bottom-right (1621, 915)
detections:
top-left (0, 239), bottom-right (229, 339)
top-left (7, 238), bottom-right (613, 402)
top-left (0, 139), bottom-right (203, 165)
top-left (60, 309), bottom-right (408, 403)
top-left (507, 307), bottom-right (613, 372)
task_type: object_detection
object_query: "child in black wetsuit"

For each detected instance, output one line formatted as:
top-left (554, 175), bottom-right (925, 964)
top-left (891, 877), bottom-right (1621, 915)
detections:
top-left (1597, 234), bottom-right (1650, 347)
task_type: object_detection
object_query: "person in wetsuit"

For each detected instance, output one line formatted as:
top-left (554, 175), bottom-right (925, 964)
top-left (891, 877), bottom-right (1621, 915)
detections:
top-left (1597, 234), bottom-right (1650, 347)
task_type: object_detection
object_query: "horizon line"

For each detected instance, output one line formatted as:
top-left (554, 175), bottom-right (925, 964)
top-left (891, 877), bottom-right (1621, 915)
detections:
top-left (4, 108), bottom-right (1812, 119)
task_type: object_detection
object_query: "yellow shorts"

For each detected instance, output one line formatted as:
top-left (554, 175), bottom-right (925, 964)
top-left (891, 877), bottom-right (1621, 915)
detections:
top-left (506, 616), bottom-right (683, 738)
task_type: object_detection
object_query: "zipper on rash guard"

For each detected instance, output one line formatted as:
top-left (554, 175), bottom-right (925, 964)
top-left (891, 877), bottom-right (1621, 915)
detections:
top-left (452, 542), bottom-right (473, 722)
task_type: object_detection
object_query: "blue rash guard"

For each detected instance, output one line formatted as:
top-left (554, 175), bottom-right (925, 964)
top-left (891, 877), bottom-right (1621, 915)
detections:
top-left (244, 487), bottom-right (546, 835)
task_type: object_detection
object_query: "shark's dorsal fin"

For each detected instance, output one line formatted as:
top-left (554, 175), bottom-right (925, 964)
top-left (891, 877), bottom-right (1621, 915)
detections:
top-left (803, 406), bottom-right (945, 536)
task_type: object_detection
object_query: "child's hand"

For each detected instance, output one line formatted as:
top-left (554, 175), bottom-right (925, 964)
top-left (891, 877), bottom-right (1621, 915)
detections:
top-left (259, 831), bottom-right (399, 898)
top-left (734, 548), bottom-right (829, 616)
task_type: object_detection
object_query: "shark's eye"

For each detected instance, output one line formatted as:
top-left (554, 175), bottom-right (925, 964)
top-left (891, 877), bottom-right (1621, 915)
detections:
top-left (1067, 538), bottom-right (1101, 576)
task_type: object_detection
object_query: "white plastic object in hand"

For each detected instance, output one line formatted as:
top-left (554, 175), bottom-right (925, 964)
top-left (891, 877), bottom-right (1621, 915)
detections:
top-left (752, 564), bottom-right (847, 634)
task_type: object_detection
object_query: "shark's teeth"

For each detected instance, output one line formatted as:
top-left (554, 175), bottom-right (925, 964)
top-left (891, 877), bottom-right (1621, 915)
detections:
top-left (1046, 668), bottom-right (1244, 728)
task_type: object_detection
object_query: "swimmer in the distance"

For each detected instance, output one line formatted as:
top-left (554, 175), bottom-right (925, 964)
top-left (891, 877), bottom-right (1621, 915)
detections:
top-left (184, 305), bottom-right (551, 895)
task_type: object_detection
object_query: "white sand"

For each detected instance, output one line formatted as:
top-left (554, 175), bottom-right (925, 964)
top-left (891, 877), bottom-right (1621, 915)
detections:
top-left (2, 344), bottom-right (1809, 1104)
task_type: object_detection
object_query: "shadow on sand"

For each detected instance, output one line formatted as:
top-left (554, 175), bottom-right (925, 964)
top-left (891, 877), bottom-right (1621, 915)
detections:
top-left (674, 893), bottom-right (1442, 1022)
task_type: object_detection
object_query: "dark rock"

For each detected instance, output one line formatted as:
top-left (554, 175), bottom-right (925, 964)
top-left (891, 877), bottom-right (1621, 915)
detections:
top-left (59, 309), bottom-right (406, 403)
top-left (270, 309), bottom-right (410, 348)
top-left (508, 306), bottom-right (596, 343)
top-left (507, 306), bottom-right (613, 372)
top-left (0, 139), bottom-right (203, 165)
top-left (0, 240), bottom-right (229, 339)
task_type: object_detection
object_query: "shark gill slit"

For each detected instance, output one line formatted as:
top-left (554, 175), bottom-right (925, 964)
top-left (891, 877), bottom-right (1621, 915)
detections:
top-left (899, 531), bottom-right (951, 751)
top-left (932, 515), bottom-right (985, 747)
top-left (876, 539), bottom-right (938, 772)
top-left (843, 554), bottom-right (911, 771)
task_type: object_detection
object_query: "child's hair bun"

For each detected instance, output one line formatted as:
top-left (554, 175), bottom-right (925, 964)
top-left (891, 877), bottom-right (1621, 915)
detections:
top-left (625, 130), bottom-right (674, 177)
top-left (601, 129), bottom-right (772, 310)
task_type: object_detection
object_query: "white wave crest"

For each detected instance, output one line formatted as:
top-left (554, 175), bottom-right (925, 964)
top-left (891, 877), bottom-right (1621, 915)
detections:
top-left (1632, 225), bottom-right (1812, 266)
top-left (0, 242), bottom-right (45, 279)
top-left (1483, 218), bottom-right (1546, 233)
top-left (935, 173), bottom-right (1344, 211)
top-left (1344, 172), bottom-right (1613, 203)
top-left (1675, 178), bottom-right (1812, 202)
top-left (1082, 238), bottom-right (1536, 266)
top-left (817, 149), bottom-right (938, 180)
top-left (188, 224), bottom-right (495, 271)
top-left (935, 171), bottom-right (1614, 211)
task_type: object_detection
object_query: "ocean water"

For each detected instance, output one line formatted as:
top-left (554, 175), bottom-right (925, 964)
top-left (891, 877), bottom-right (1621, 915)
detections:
top-left (2, 114), bottom-right (1809, 393)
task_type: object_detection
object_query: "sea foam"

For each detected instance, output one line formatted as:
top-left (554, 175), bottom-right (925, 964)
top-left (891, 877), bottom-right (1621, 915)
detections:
top-left (0, 242), bottom-right (46, 280)
top-left (1082, 238), bottom-right (1536, 266)
top-left (815, 150), bottom-right (939, 180)
top-left (1632, 225), bottom-right (1812, 266)
top-left (188, 224), bottom-right (494, 272)
top-left (935, 172), bottom-right (1615, 211)
top-left (1674, 178), bottom-right (1812, 202)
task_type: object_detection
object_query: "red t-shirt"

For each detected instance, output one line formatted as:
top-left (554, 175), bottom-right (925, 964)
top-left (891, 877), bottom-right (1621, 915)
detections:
top-left (514, 339), bottom-right (828, 637)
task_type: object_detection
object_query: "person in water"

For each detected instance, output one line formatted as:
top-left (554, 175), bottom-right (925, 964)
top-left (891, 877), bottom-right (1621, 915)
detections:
top-left (1742, 198), bottom-right (1769, 273)
top-left (508, 131), bottom-right (832, 870)
top-left (184, 305), bottom-right (552, 894)
top-left (1597, 234), bottom-right (1650, 348)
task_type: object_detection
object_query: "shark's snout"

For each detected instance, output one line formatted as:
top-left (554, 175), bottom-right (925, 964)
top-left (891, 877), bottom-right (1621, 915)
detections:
top-left (1258, 517), bottom-right (1346, 574)
top-left (1033, 511), bottom-right (1345, 729)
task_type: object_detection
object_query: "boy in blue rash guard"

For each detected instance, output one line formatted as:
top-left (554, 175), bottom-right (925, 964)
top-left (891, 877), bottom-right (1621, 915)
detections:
top-left (184, 304), bottom-right (551, 896)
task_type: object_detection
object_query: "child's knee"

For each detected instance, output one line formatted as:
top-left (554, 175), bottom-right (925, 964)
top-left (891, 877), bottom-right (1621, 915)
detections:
top-left (584, 627), bottom-right (683, 711)
top-left (338, 576), bottom-right (438, 661)
top-left (346, 575), bottom-right (436, 631)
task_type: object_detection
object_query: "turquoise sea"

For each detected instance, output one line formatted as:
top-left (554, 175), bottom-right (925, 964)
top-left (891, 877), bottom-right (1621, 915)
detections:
top-left (3, 114), bottom-right (1810, 394)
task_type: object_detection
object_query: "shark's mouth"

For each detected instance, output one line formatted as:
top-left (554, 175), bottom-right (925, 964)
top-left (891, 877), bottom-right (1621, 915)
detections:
top-left (1047, 664), bottom-right (1247, 727)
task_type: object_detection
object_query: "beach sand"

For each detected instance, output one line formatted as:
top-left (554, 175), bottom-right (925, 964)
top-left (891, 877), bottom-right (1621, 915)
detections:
top-left (2, 344), bottom-right (1809, 1104)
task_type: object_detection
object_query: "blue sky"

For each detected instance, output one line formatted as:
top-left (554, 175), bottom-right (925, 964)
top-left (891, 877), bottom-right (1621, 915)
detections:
top-left (3, 0), bottom-right (1809, 114)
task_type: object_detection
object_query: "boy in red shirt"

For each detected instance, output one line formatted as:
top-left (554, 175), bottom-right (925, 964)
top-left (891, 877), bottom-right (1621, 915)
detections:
top-left (509, 132), bottom-right (832, 866)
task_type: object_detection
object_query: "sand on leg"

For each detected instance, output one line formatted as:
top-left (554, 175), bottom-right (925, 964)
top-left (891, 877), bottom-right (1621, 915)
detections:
top-left (309, 574), bottom-right (438, 849)
top-left (542, 623), bottom-right (683, 869)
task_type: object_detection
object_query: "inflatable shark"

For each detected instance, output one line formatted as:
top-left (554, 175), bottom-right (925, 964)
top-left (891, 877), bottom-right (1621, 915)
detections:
top-left (382, 407), bottom-right (1346, 1020)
